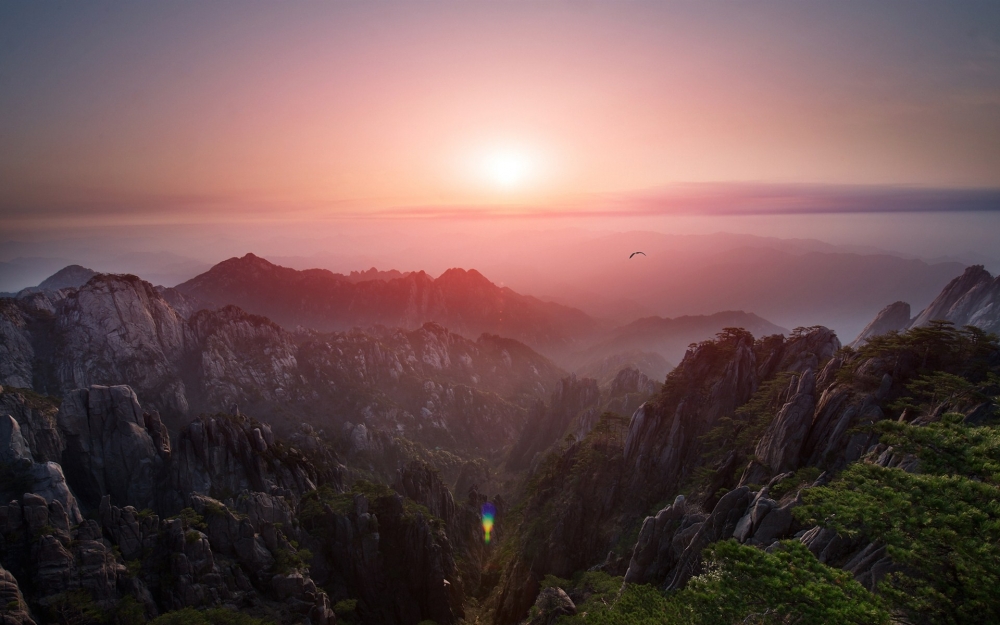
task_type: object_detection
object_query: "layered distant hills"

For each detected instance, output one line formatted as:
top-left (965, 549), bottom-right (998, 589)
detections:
top-left (170, 253), bottom-right (797, 368)
top-left (173, 253), bottom-right (601, 360)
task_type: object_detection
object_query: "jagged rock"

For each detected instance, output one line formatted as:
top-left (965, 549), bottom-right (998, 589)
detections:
top-left (666, 486), bottom-right (752, 590)
top-left (624, 497), bottom-right (693, 585)
top-left (0, 564), bottom-right (36, 625)
top-left (842, 543), bottom-right (899, 592)
top-left (0, 389), bottom-right (63, 463)
top-left (522, 587), bottom-right (576, 625)
top-left (507, 375), bottom-right (600, 470)
top-left (856, 266), bottom-right (1000, 346)
top-left (303, 491), bottom-right (462, 625)
top-left (190, 305), bottom-right (301, 410)
top-left (394, 460), bottom-right (456, 525)
top-left (608, 367), bottom-right (658, 399)
top-left (99, 496), bottom-right (160, 561)
top-left (38, 265), bottom-right (97, 291)
top-left (742, 369), bottom-right (817, 484)
top-left (623, 331), bottom-right (762, 506)
top-left (0, 301), bottom-right (33, 389)
top-left (911, 265), bottom-right (1000, 333)
top-left (0, 416), bottom-right (31, 464)
top-left (57, 385), bottom-right (165, 511)
top-left (170, 413), bottom-right (318, 507)
top-left (54, 275), bottom-right (191, 415)
top-left (851, 301), bottom-right (912, 347)
top-left (32, 534), bottom-right (74, 595)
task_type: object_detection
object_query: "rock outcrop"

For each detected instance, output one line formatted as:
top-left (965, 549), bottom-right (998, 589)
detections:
top-left (56, 385), bottom-right (168, 512)
top-left (850, 301), bottom-right (911, 347)
top-left (855, 265), bottom-right (1000, 345)
top-left (521, 587), bottom-right (576, 625)
top-left (54, 275), bottom-right (192, 416)
top-left (4, 272), bottom-right (564, 451)
top-left (0, 302), bottom-right (33, 389)
top-left (175, 253), bottom-right (599, 359)
top-left (37, 265), bottom-right (96, 291)
top-left (0, 389), bottom-right (63, 464)
top-left (506, 375), bottom-right (601, 471)
top-left (170, 413), bottom-right (318, 509)
top-left (0, 564), bottom-right (35, 625)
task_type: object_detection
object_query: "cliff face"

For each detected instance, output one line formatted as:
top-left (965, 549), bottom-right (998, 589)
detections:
top-left (854, 265), bottom-right (1000, 346)
top-left (623, 327), bottom-right (840, 513)
top-left (0, 382), bottom-right (485, 624)
top-left (1, 273), bottom-right (564, 452)
top-left (490, 327), bottom-right (845, 624)
top-left (54, 275), bottom-right (193, 415)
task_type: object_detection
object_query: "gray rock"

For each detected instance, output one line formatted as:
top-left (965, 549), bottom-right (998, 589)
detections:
top-left (911, 265), bottom-right (1000, 333)
top-left (54, 275), bottom-right (191, 415)
top-left (0, 415), bottom-right (32, 464)
top-left (0, 389), bottom-right (64, 463)
top-left (57, 385), bottom-right (164, 511)
top-left (0, 301), bottom-right (33, 389)
top-left (744, 369), bottom-right (817, 483)
top-left (666, 486), bottom-right (752, 590)
top-left (850, 301), bottom-right (912, 348)
top-left (27, 462), bottom-right (83, 524)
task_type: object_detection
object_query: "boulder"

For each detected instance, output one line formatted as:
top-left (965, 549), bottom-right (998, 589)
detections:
top-left (522, 587), bottom-right (576, 625)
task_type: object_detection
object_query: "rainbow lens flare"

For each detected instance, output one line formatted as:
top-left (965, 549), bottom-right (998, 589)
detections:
top-left (481, 502), bottom-right (496, 544)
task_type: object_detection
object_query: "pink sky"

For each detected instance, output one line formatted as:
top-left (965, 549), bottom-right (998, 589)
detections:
top-left (2, 1), bottom-right (999, 227)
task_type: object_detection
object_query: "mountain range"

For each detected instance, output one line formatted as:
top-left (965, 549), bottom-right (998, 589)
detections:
top-left (0, 254), bottom-right (999, 624)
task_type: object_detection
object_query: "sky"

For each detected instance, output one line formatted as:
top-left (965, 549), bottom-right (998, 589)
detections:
top-left (2, 0), bottom-right (1000, 229)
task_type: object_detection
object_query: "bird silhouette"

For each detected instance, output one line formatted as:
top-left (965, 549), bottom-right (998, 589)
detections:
top-left (629, 251), bottom-right (646, 259)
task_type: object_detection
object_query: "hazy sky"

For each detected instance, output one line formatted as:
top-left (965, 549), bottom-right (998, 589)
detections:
top-left (2, 1), bottom-right (999, 228)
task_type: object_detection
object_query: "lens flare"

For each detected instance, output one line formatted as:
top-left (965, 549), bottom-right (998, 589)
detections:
top-left (481, 502), bottom-right (496, 544)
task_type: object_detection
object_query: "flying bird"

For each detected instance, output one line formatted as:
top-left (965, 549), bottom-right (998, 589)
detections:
top-left (629, 251), bottom-right (646, 259)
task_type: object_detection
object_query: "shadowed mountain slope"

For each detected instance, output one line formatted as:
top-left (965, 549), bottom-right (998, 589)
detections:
top-left (175, 254), bottom-right (601, 360)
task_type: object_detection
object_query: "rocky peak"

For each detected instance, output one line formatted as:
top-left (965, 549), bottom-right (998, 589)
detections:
top-left (37, 265), bottom-right (97, 291)
top-left (170, 412), bottom-right (318, 508)
top-left (911, 264), bottom-right (1000, 332)
top-left (394, 460), bottom-right (456, 526)
top-left (851, 301), bottom-right (912, 348)
top-left (855, 265), bottom-right (1000, 345)
top-left (57, 385), bottom-right (167, 512)
top-left (53, 273), bottom-right (192, 415)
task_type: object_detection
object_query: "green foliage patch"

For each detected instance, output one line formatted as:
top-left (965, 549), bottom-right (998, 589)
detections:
top-left (798, 415), bottom-right (1000, 624)
top-left (557, 541), bottom-right (887, 625)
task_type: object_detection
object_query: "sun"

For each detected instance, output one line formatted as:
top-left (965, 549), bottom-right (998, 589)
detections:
top-left (481, 147), bottom-right (537, 190)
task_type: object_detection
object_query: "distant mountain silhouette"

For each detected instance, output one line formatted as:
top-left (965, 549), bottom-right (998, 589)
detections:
top-left (37, 264), bottom-right (97, 290)
top-left (175, 253), bottom-right (601, 359)
top-left (572, 310), bottom-right (789, 367)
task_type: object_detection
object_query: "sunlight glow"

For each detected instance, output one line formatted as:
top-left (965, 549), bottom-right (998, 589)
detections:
top-left (480, 147), bottom-right (539, 191)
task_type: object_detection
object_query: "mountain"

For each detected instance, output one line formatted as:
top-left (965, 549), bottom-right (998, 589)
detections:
top-left (489, 320), bottom-right (1000, 624)
top-left (36, 265), bottom-right (97, 291)
top-left (572, 310), bottom-right (788, 367)
top-left (175, 254), bottom-right (602, 360)
top-left (0, 272), bottom-right (565, 452)
top-left (852, 264), bottom-right (1000, 346)
top-left (464, 231), bottom-right (966, 340)
top-left (0, 383), bottom-right (487, 625)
